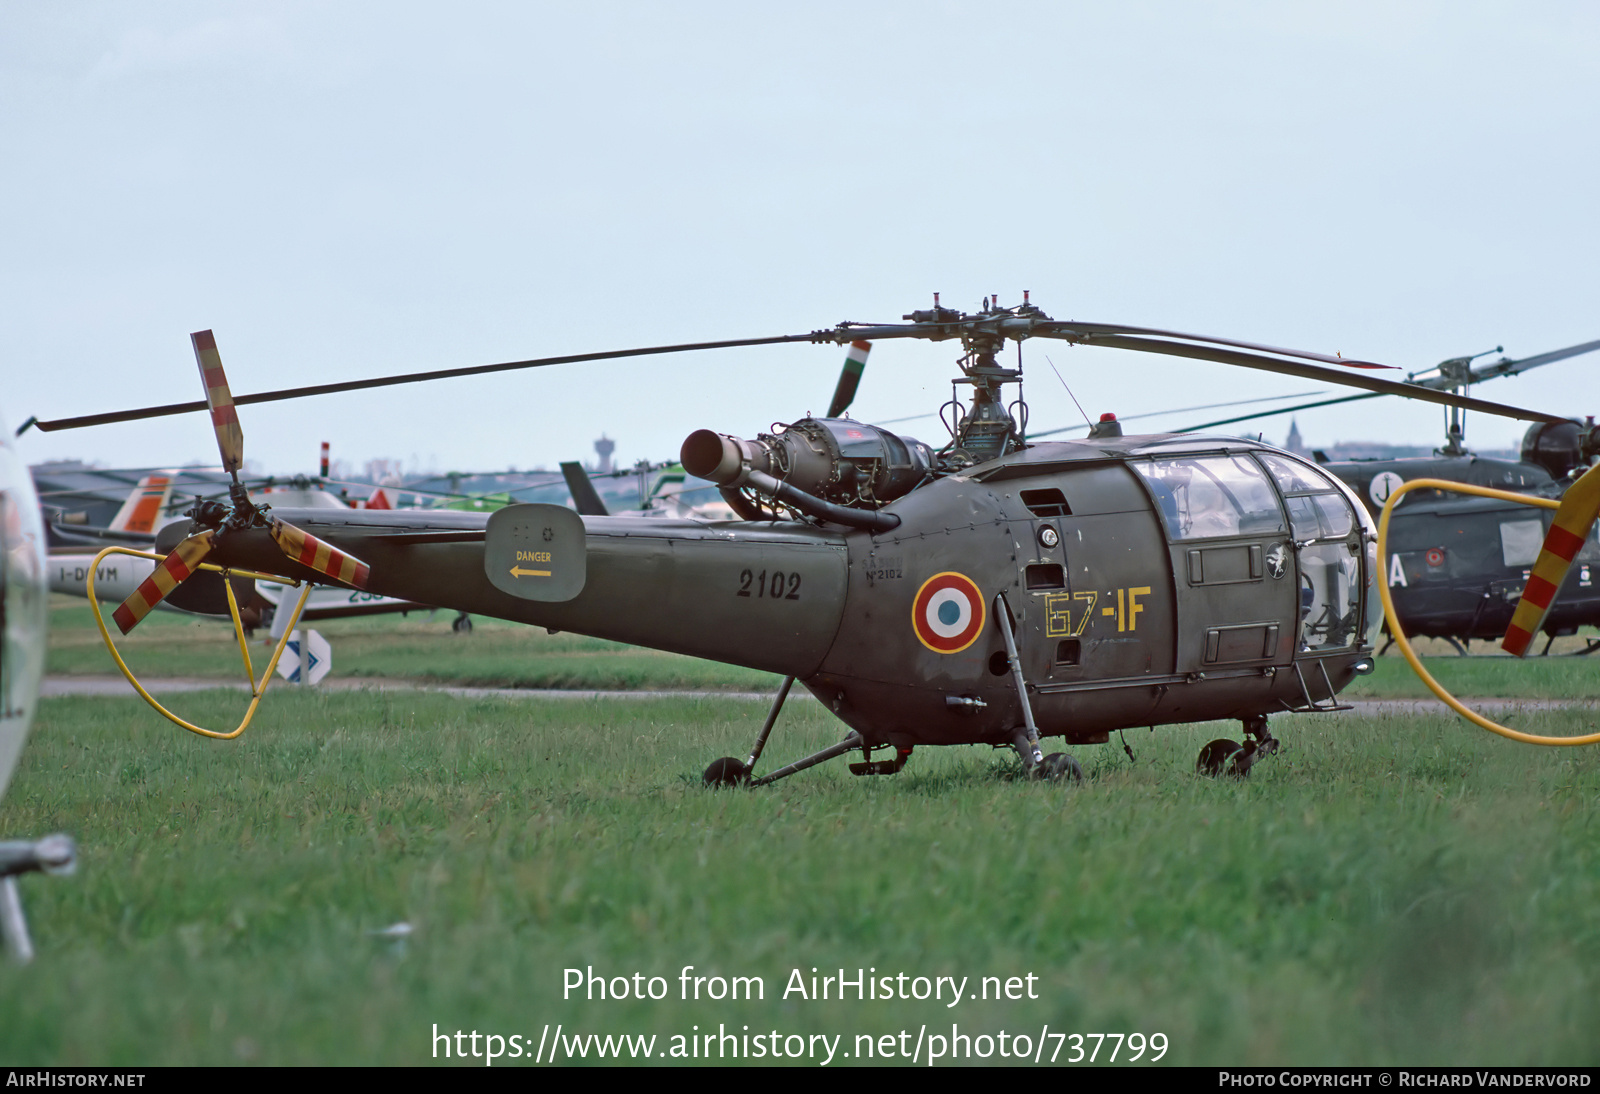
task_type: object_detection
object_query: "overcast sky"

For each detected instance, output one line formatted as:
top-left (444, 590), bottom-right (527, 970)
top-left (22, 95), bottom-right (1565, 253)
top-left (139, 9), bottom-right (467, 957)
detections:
top-left (4, 2), bottom-right (1597, 479)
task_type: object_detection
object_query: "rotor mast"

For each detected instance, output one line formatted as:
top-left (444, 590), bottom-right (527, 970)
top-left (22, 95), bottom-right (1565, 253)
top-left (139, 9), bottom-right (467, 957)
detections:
top-left (900, 292), bottom-right (1043, 467)
top-left (1429, 347), bottom-right (1501, 457)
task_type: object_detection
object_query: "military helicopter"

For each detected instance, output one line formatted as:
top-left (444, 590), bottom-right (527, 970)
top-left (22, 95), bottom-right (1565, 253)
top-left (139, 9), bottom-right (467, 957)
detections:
top-left (1177, 340), bottom-right (1600, 654)
top-left (22, 300), bottom-right (1581, 783)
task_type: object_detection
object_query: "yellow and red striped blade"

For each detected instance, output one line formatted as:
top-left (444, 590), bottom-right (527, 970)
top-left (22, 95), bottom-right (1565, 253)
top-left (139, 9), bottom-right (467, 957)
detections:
top-left (111, 530), bottom-right (216, 635)
top-left (192, 329), bottom-right (243, 474)
top-left (1502, 462), bottom-right (1600, 656)
top-left (269, 518), bottom-right (371, 588)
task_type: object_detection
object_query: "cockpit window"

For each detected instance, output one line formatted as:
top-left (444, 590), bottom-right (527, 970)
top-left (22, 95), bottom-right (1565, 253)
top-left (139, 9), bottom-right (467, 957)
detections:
top-left (1257, 453), bottom-right (1339, 495)
top-left (1283, 493), bottom-right (1354, 540)
top-left (1255, 453), bottom-right (1364, 651)
top-left (1257, 454), bottom-right (1353, 540)
top-left (1132, 455), bottom-right (1285, 541)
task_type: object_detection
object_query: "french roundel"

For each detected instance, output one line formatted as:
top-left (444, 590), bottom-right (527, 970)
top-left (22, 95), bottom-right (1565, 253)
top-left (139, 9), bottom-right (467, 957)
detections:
top-left (912, 571), bottom-right (987, 654)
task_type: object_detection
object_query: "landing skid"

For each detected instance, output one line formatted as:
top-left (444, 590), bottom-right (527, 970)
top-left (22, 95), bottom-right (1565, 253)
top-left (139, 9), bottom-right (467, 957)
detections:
top-left (699, 670), bottom-right (1082, 788)
top-left (1543, 633), bottom-right (1600, 656)
top-left (702, 676), bottom-right (889, 788)
top-left (1380, 633), bottom-right (1468, 657)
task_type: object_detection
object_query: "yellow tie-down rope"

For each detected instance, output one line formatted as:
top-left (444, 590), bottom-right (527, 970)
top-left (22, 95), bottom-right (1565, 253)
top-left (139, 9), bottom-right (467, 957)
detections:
top-left (1376, 477), bottom-right (1600, 746)
top-left (86, 545), bottom-right (315, 740)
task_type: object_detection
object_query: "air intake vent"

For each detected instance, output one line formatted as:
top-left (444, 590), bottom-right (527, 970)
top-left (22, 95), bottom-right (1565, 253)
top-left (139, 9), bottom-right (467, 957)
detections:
top-left (1025, 563), bottom-right (1065, 590)
top-left (1020, 488), bottom-right (1071, 517)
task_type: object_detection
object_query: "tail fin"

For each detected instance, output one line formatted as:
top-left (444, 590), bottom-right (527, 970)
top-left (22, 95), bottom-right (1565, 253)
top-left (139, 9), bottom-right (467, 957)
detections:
top-left (108, 475), bottom-right (174, 534)
top-left (560, 462), bottom-right (609, 516)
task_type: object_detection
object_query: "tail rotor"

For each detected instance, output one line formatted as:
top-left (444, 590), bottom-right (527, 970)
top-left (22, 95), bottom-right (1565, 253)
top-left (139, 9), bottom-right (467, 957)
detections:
top-left (109, 330), bottom-right (372, 634)
top-left (1502, 462), bottom-right (1600, 656)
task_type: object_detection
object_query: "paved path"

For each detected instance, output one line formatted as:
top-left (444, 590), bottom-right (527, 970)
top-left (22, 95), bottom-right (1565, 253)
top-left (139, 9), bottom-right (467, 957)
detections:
top-left (40, 676), bottom-right (1596, 714)
top-left (41, 675), bottom-right (795, 702)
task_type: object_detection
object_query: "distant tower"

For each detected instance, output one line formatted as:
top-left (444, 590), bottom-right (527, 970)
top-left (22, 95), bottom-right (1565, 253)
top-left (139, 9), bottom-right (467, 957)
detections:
top-left (593, 434), bottom-right (615, 474)
top-left (1284, 419), bottom-right (1309, 456)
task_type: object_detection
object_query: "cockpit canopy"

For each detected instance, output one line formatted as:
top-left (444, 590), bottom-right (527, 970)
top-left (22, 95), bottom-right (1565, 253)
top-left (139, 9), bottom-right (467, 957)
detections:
top-left (1130, 447), bottom-right (1379, 653)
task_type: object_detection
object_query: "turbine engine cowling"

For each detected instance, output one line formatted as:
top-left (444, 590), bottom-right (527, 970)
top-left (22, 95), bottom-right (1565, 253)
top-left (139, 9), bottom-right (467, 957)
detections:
top-left (1522, 418), bottom-right (1600, 481)
top-left (682, 418), bottom-right (934, 509)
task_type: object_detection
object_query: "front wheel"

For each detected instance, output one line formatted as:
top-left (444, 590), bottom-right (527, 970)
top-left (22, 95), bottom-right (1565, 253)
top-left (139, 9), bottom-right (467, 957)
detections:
top-left (1036, 752), bottom-right (1083, 783)
top-left (1197, 739), bottom-right (1245, 778)
top-left (703, 757), bottom-right (751, 787)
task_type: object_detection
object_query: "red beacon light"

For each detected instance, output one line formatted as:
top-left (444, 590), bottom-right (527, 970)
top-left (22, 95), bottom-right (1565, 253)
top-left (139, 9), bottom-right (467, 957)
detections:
top-left (1088, 412), bottom-right (1123, 439)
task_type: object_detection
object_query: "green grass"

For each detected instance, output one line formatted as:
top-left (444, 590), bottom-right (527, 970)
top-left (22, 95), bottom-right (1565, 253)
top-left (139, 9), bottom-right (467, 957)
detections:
top-left (1, 688), bottom-right (1598, 1066)
top-left (46, 596), bottom-right (781, 691)
top-left (19, 594), bottom-right (1598, 1065)
top-left (1349, 643), bottom-right (1600, 701)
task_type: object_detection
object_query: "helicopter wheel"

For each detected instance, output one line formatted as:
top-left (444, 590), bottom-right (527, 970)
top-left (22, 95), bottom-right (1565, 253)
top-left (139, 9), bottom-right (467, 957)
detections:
top-left (452, 613), bottom-right (473, 634)
top-left (1035, 752), bottom-right (1082, 783)
top-left (702, 757), bottom-right (751, 788)
top-left (1197, 739), bottom-right (1246, 778)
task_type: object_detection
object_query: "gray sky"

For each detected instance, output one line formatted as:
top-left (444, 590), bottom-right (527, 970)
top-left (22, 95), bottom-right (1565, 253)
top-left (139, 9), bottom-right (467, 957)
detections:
top-left (4, 2), bottom-right (1597, 479)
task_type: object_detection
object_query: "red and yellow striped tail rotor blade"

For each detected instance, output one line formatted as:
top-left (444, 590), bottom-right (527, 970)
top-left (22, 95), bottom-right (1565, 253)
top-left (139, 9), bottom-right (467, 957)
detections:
top-left (269, 518), bottom-right (371, 589)
top-left (111, 530), bottom-right (216, 635)
top-left (1502, 462), bottom-right (1600, 656)
top-left (192, 329), bottom-right (243, 474)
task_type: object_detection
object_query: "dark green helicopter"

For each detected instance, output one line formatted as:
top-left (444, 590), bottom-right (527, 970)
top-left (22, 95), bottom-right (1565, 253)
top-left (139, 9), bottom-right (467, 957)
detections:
top-left (24, 298), bottom-right (1572, 783)
top-left (1173, 340), bottom-right (1600, 655)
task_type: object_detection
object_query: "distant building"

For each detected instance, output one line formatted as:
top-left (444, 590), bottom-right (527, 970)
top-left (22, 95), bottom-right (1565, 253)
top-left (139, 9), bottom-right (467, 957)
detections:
top-left (593, 434), bottom-right (615, 474)
top-left (1284, 419), bottom-right (1309, 456)
top-left (1276, 423), bottom-right (1519, 463)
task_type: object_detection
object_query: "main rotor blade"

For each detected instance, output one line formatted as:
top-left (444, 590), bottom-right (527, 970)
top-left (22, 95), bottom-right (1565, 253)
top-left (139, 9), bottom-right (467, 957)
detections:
top-left (827, 318), bottom-right (1396, 370)
top-left (27, 309), bottom-right (1569, 436)
top-left (110, 530), bottom-right (215, 634)
top-left (826, 340), bottom-right (872, 418)
top-left (269, 518), bottom-right (372, 588)
top-left (1038, 321), bottom-right (1394, 370)
top-left (192, 330), bottom-right (244, 473)
top-left (1502, 463), bottom-right (1600, 656)
top-left (1469, 337), bottom-right (1600, 386)
top-left (1176, 337), bottom-right (1600, 432)
top-left (1080, 334), bottom-right (1566, 424)
top-left (24, 332), bottom-right (826, 433)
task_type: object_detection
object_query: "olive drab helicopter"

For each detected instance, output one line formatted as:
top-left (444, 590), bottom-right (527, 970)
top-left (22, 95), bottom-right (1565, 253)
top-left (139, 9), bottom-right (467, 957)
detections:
top-left (1176, 339), bottom-right (1600, 655)
top-left (21, 297), bottom-right (1593, 783)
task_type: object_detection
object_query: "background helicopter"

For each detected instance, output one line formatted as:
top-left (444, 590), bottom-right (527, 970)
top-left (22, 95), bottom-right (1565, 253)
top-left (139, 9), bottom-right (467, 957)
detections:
top-left (1173, 340), bottom-right (1600, 654)
top-left (26, 299), bottom-right (1578, 784)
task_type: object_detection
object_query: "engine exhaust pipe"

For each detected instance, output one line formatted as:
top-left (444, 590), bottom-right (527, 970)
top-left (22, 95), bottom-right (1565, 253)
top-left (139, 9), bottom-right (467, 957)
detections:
top-left (681, 429), bottom-right (901, 532)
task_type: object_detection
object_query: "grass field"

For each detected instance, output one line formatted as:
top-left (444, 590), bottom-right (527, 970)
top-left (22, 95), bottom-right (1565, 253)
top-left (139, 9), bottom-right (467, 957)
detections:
top-left (44, 597), bottom-right (779, 691)
top-left (2, 597), bottom-right (1596, 1066)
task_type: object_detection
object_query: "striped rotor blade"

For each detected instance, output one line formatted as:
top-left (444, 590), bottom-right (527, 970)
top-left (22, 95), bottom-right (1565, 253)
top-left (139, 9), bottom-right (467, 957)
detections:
top-left (1502, 463), bottom-right (1600, 656)
top-left (826, 340), bottom-right (872, 418)
top-left (192, 329), bottom-right (244, 474)
top-left (111, 530), bottom-right (215, 635)
top-left (269, 518), bottom-right (372, 588)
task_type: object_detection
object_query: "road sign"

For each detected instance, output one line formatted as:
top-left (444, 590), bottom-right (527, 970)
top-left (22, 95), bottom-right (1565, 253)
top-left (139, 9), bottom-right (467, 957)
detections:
top-left (276, 628), bottom-right (330, 685)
